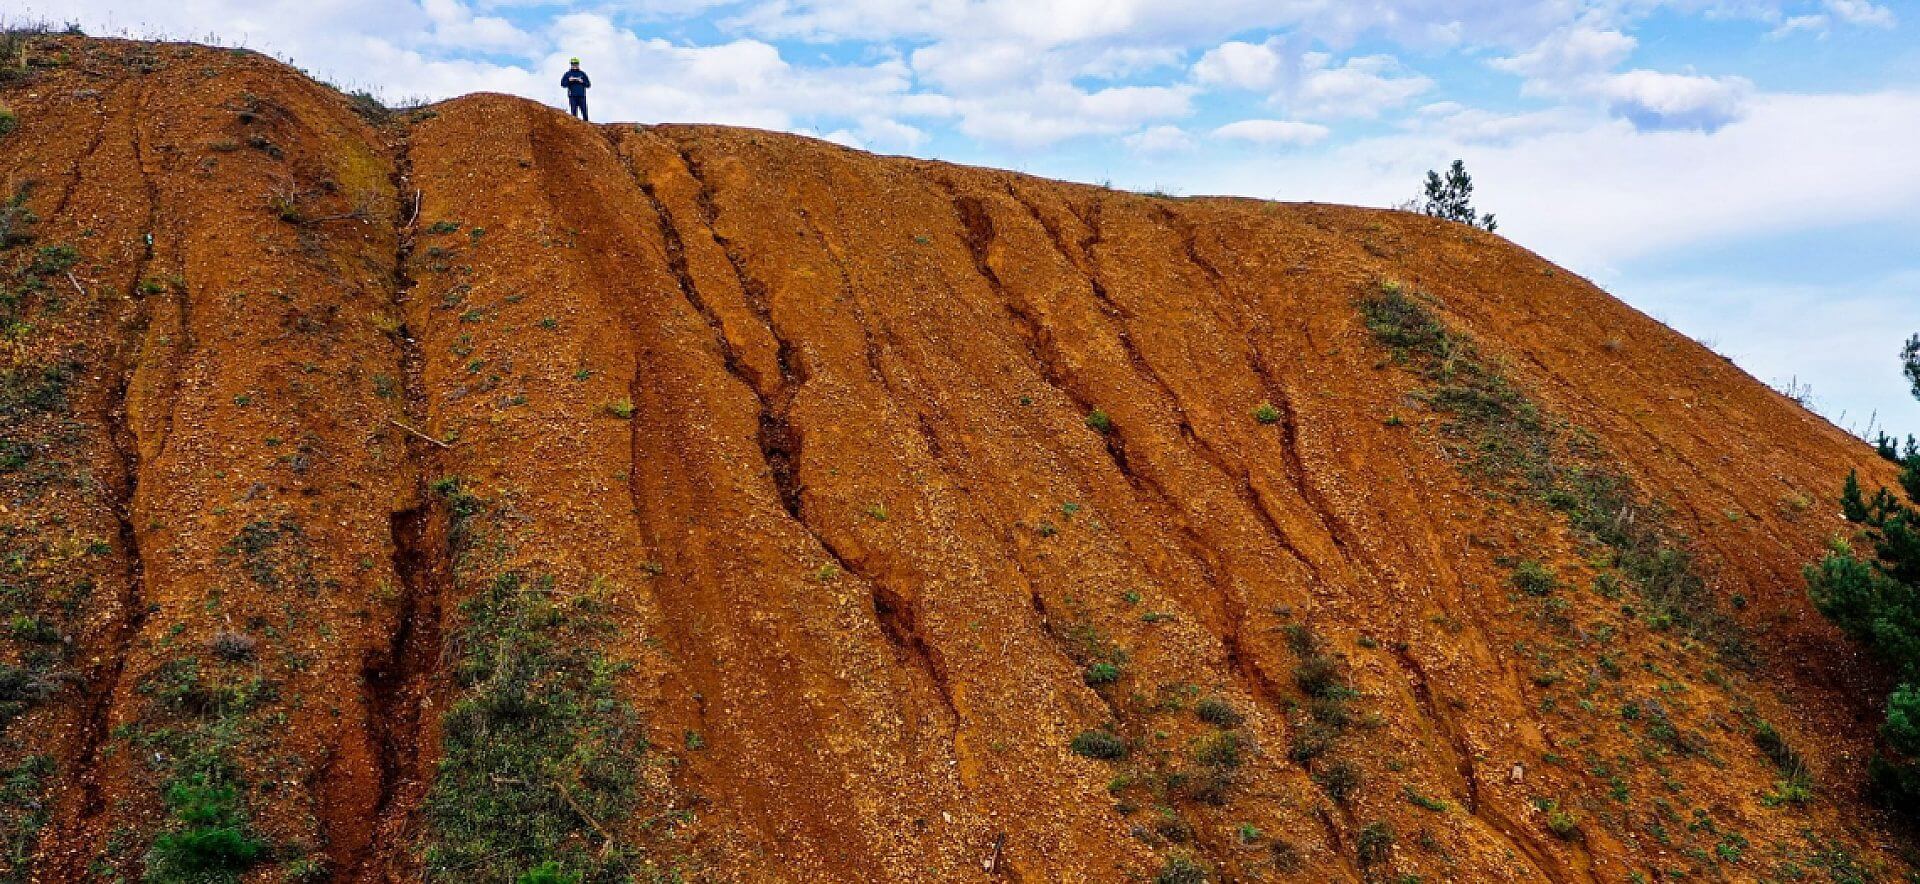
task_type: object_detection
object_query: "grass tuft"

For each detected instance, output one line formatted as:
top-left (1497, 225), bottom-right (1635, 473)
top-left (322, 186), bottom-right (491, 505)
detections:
top-left (1069, 729), bottom-right (1127, 760)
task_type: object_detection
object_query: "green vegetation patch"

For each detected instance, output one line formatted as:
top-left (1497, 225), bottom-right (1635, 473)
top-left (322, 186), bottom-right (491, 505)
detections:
top-left (422, 570), bottom-right (658, 882)
top-left (0, 231), bottom-right (98, 881)
top-left (1357, 280), bottom-right (1746, 661)
top-left (0, 754), bottom-right (53, 879)
top-left (124, 659), bottom-right (276, 883)
top-left (0, 361), bottom-right (76, 426)
top-left (0, 184), bottom-right (36, 249)
top-left (221, 517), bottom-right (325, 595)
top-left (1807, 441), bottom-right (1920, 810)
top-left (1069, 729), bottom-right (1128, 760)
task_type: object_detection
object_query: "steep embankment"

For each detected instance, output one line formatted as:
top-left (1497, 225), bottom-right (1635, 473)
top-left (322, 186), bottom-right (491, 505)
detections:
top-left (0, 35), bottom-right (1909, 883)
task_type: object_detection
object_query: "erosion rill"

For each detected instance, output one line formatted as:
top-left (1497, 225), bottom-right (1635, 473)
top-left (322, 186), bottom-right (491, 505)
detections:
top-left (0, 35), bottom-right (1912, 883)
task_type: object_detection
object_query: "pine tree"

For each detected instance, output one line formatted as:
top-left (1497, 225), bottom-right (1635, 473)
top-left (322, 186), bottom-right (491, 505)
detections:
top-left (1903, 333), bottom-right (1919, 401)
top-left (1808, 342), bottom-right (1920, 809)
top-left (1419, 159), bottom-right (1497, 232)
top-left (1842, 470), bottom-right (1868, 522)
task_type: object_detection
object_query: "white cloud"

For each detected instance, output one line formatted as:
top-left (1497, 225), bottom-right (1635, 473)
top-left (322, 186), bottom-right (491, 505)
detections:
top-left (816, 115), bottom-right (929, 153)
top-left (949, 82), bottom-right (1194, 147)
top-left (855, 115), bottom-right (929, 150)
top-left (818, 127), bottom-right (866, 149)
top-left (1767, 14), bottom-right (1830, 38)
top-left (1410, 103), bottom-right (1590, 144)
top-left (1077, 44), bottom-right (1185, 80)
top-left (903, 34), bottom-right (1208, 147)
top-left (722, 0), bottom-right (1586, 52)
top-left (910, 40), bottom-right (1041, 93)
top-left (1124, 125), bottom-right (1198, 154)
top-left (1212, 118), bottom-right (1329, 146)
top-left (1824, 0), bottom-right (1896, 28)
top-left (1602, 69), bottom-right (1753, 131)
top-left (1185, 90), bottom-right (1920, 271)
top-left (1291, 53), bottom-right (1433, 119)
top-left (1490, 26), bottom-right (1638, 94)
top-left (1193, 38), bottom-right (1287, 91)
top-left (422, 0), bottom-right (535, 55)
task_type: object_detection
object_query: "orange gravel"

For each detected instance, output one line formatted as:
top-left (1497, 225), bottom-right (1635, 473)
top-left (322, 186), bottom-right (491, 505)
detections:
top-left (0, 35), bottom-right (1909, 883)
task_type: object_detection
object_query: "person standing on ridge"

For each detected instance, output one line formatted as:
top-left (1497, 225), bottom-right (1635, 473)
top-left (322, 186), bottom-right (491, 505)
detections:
top-left (561, 58), bottom-right (591, 121)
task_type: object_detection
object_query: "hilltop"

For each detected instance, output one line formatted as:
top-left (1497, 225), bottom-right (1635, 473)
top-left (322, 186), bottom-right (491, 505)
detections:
top-left (0, 34), bottom-right (1910, 883)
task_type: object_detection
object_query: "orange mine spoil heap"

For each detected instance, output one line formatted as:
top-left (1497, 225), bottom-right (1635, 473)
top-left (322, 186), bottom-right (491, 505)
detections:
top-left (0, 35), bottom-right (1910, 884)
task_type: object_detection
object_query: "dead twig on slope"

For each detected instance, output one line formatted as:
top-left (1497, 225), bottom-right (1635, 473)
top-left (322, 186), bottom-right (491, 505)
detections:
top-left (386, 417), bottom-right (451, 449)
top-left (555, 781), bottom-right (619, 857)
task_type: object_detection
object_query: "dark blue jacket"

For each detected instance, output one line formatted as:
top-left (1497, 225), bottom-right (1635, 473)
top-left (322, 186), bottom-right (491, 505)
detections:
top-left (561, 69), bottom-right (590, 96)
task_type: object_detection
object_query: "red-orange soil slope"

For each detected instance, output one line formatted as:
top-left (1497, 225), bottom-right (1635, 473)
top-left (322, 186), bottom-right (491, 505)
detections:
top-left (0, 35), bottom-right (1910, 883)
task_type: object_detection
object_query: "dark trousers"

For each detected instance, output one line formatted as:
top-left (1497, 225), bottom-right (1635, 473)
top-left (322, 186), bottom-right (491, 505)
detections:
top-left (568, 94), bottom-right (588, 121)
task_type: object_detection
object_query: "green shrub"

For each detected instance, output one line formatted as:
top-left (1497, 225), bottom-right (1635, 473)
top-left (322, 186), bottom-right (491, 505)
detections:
top-left (1192, 732), bottom-right (1243, 770)
top-left (1313, 760), bottom-right (1360, 803)
top-left (1289, 719), bottom-right (1336, 762)
top-left (1155, 853), bottom-right (1207, 884)
top-left (1085, 408), bottom-right (1113, 433)
top-left (1308, 696), bottom-right (1350, 728)
top-left (1194, 696), bottom-right (1242, 728)
top-left (0, 662), bottom-right (60, 726)
top-left (1083, 662), bottom-right (1121, 687)
top-left (1294, 652), bottom-right (1340, 698)
top-left (516, 861), bottom-right (581, 884)
top-left (1070, 729), bottom-right (1127, 760)
top-left (603, 398), bottom-right (635, 419)
top-left (0, 754), bottom-right (53, 872)
top-left (1543, 802), bottom-right (1580, 839)
top-left (1511, 560), bottom-right (1557, 596)
top-left (1357, 821), bottom-right (1394, 868)
top-left (1252, 402), bottom-right (1280, 424)
top-left (1285, 624), bottom-right (1351, 701)
top-left (1762, 777), bottom-right (1813, 808)
top-left (1270, 838), bottom-right (1303, 872)
top-left (0, 359), bottom-right (78, 426)
top-left (146, 777), bottom-right (266, 882)
top-left (0, 106), bottom-right (15, 137)
top-left (1404, 786), bottom-right (1448, 812)
top-left (29, 244), bottom-right (76, 276)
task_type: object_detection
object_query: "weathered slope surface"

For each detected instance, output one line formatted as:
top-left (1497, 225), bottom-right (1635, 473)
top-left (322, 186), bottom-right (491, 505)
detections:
top-left (0, 36), bottom-right (1909, 883)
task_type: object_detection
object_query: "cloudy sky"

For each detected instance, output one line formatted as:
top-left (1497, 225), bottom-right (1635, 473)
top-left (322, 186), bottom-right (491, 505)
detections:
top-left (29, 0), bottom-right (1920, 435)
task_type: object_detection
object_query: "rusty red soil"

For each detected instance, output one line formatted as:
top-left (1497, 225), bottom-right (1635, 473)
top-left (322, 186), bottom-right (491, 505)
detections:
top-left (0, 35), bottom-right (1909, 883)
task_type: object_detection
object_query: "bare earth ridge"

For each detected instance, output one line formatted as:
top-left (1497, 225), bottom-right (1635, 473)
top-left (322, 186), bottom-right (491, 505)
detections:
top-left (0, 36), bottom-right (1910, 883)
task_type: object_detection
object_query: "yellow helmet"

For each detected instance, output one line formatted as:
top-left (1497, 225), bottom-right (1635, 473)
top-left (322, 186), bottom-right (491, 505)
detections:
top-left (570, 58), bottom-right (580, 64)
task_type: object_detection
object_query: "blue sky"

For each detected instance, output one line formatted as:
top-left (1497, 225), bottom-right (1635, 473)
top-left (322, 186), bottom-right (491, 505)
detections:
top-left (35, 0), bottom-right (1920, 436)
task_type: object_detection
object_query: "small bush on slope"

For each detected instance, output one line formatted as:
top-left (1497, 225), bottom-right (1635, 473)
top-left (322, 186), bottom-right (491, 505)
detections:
top-left (148, 778), bottom-right (267, 879)
top-left (1070, 729), bottom-right (1127, 760)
